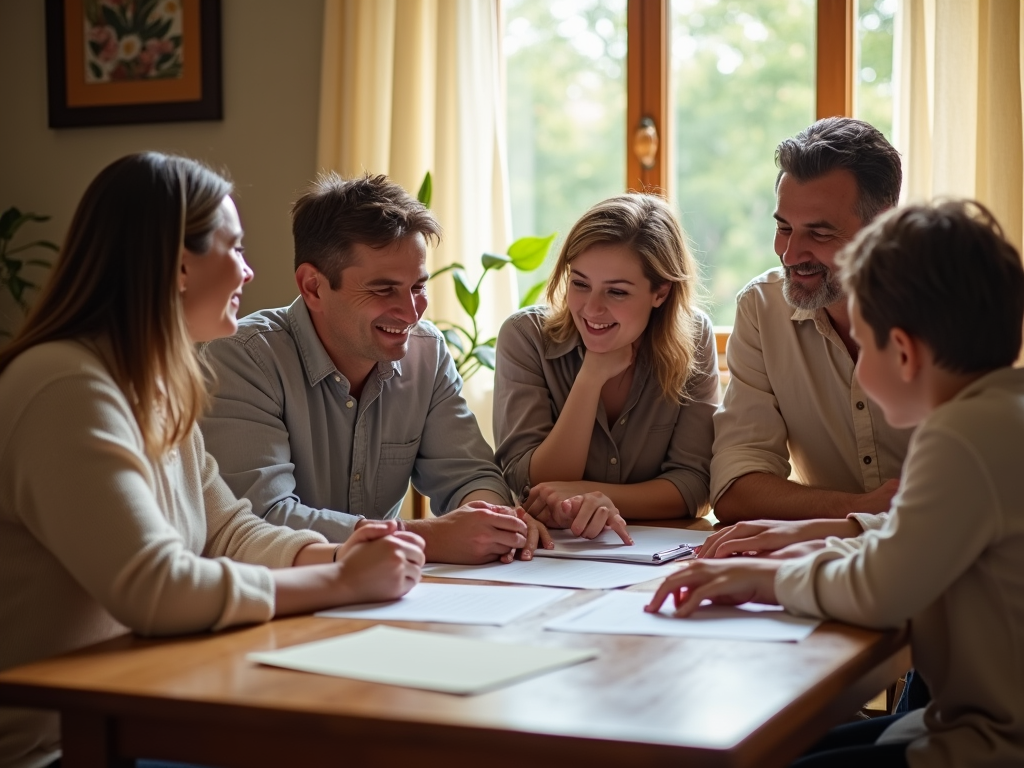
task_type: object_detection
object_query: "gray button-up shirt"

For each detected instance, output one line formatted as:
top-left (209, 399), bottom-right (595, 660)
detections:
top-left (493, 306), bottom-right (719, 517)
top-left (710, 268), bottom-right (912, 505)
top-left (199, 298), bottom-right (511, 542)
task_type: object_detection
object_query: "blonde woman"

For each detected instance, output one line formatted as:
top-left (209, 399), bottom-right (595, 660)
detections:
top-left (0, 153), bottom-right (423, 768)
top-left (494, 193), bottom-right (719, 547)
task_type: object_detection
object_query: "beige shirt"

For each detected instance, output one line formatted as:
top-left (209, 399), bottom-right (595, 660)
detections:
top-left (711, 268), bottom-right (911, 504)
top-left (0, 341), bottom-right (324, 768)
top-left (493, 307), bottom-right (719, 517)
top-left (776, 367), bottom-right (1024, 768)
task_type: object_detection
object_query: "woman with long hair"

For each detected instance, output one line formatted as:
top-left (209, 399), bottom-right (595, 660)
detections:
top-left (0, 153), bottom-right (423, 768)
top-left (493, 193), bottom-right (718, 544)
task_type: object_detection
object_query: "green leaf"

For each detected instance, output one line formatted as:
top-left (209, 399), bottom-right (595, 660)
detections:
top-left (0, 208), bottom-right (21, 239)
top-left (442, 328), bottom-right (465, 353)
top-left (481, 252), bottom-right (512, 270)
top-left (507, 233), bottom-right (557, 271)
top-left (471, 344), bottom-right (497, 369)
top-left (101, 4), bottom-right (127, 37)
top-left (519, 279), bottom-right (547, 309)
top-left (417, 171), bottom-right (432, 208)
top-left (0, 211), bottom-right (51, 241)
top-left (428, 262), bottom-right (464, 281)
top-left (137, 0), bottom-right (160, 24)
top-left (452, 271), bottom-right (479, 318)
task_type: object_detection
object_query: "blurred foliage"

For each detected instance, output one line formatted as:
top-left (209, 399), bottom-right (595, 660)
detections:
top-left (0, 208), bottom-right (57, 340)
top-left (504, 0), bottom-right (893, 325)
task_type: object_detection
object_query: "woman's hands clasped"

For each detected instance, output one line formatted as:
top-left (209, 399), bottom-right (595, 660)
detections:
top-left (333, 520), bottom-right (425, 603)
top-left (522, 482), bottom-right (632, 545)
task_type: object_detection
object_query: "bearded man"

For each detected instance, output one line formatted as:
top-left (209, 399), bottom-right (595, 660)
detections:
top-left (710, 118), bottom-right (912, 524)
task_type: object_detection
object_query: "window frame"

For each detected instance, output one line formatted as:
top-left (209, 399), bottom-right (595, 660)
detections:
top-left (625, 0), bottom-right (856, 192)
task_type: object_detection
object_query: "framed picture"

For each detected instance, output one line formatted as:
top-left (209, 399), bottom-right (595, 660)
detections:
top-left (45, 0), bottom-right (222, 128)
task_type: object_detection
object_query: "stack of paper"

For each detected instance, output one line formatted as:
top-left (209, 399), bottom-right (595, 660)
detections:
top-left (422, 557), bottom-right (670, 589)
top-left (534, 525), bottom-right (713, 564)
top-left (544, 591), bottom-right (821, 642)
top-left (315, 583), bottom-right (571, 625)
top-left (248, 625), bottom-right (598, 694)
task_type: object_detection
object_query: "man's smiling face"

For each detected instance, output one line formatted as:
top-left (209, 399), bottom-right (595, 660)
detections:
top-left (316, 234), bottom-right (429, 381)
top-left (774, 168), bottom-right (865, 311)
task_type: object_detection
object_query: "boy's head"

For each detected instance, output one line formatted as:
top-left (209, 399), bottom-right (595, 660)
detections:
top-left (840, 199), bottom-right (1024, 373)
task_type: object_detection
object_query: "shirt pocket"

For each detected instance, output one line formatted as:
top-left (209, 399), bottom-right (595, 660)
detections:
top-left (375, 437), bottom-right (422, 516)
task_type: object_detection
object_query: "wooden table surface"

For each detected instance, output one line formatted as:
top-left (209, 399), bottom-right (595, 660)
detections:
top-left (0, 545), bottom-right (909, 768)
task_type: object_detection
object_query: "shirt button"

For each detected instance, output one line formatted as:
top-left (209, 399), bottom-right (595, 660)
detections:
top-left (620, 418), bottom-right (627, 425)
top-left (334, 375), bottom-right (341, 382)
top-left (863, 455), bottom-right (872, 465)
top-left (610, 457), bottom-right (618, 465)
top-left (346, 400), bottom-right (354, 408)
top-left (354, 473), bottom-right (361, 481)
top-left (856, 401), bottom-right (865, 410)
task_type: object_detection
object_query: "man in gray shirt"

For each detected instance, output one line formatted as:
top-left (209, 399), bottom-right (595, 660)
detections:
top-left (201, 173), bottom-right (535, 564)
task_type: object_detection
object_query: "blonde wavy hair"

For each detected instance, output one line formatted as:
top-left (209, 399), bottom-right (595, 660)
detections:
top-left (543, 193), bottom-right (701, 402)
top-left (0, 152), bottom-right (232, 459)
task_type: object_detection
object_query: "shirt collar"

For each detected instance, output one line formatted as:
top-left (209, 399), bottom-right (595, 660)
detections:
top-left (543, 328), bottom-right (583, 360)
top-left (285, 297), bottom-right (401, 387)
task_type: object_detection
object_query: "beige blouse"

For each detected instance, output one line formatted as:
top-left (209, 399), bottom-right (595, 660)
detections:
top-left (493, 306), bottom-right (719, 517)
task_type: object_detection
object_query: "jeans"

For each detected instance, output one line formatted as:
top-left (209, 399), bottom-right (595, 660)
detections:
top-left (894, 668), bottom-right (932, 713)
top-left (791, 713), bottom-right (910, 768)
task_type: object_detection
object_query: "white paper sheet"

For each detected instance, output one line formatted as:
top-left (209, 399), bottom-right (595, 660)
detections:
top-left (248, 625), bottom-right (598, 695)
top-left (315, 583), bottom-right (572, 625)
top-left (544, 591), bottom-right (821, 642)
top-left (534, 525), bottom-right (713, 564)
top-left (422, 557), bottom-right (670, 589)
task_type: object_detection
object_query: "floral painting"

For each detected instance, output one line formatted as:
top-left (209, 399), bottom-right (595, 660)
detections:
top-left (83, 0), bottom-right (184, 83)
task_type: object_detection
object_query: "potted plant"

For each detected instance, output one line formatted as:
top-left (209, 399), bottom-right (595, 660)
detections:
top-left (417, 173), bottom-right (555, 380)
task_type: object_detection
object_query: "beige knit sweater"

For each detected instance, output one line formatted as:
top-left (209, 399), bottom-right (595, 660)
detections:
top-left (0, 341), bottom-right (325, 768)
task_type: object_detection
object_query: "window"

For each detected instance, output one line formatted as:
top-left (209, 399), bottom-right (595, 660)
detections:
top-left (504, 0), bottom-right (894, 324)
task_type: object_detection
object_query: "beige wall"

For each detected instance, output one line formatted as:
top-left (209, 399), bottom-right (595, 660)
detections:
top-left (0, 0), bottom-right (325, 320)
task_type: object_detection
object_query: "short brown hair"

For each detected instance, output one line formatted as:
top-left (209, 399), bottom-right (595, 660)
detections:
top-left (776, 117), bottom-right (902, 222)
top-left (291, 172), bottom-right (442, 288)
top-left (839, 200), bottom-right (1024, 373)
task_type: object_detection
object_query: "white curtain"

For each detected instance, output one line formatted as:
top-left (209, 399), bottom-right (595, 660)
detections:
top-left (316, 0), bottom-right (516, 445)
top-left (894, 0), bottom-right (1024, 253)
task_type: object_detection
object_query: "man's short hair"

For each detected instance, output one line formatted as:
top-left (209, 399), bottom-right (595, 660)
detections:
top-left (292, 172), bottom-right (442, 288)
top-left (776, 117), bottom-right (902, 222)
top-left (839, 199), bottom-right (1024, 373)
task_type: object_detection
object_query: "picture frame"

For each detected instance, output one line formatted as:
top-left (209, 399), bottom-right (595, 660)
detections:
top-left (45, 0), bottom-right (222, 128)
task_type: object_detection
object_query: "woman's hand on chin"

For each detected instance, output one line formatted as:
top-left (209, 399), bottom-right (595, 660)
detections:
top-left (579, 341), bottom-right (635, 384)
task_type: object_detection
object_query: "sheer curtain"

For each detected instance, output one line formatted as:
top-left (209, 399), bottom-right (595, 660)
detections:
top-left (316, 0), bottom-right (516, 445)
top-left (894, 0), bottom-right (1023, 253)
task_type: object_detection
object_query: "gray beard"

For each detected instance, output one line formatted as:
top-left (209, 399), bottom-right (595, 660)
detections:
top-left (782, 265), bottom-right (844, 310)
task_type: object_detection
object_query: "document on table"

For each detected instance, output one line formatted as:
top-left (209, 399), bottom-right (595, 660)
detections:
top-left (544, 591), bottom-right (821, 642)
top-left (248, 625), bottom-right (598, 695)
top-left (422, 557), bottom-right (672, 590)
top-left (315, 583), bottom-right (572, 626)
top-left (533, 525), bottom-right (713, 564)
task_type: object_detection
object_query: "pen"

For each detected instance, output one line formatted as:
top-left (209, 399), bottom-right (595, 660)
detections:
top-left (652, 545), bottom-right (694, 562)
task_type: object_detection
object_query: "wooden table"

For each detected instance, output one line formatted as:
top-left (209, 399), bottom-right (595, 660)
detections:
top-left (0, 561), bottom-right (908, 768)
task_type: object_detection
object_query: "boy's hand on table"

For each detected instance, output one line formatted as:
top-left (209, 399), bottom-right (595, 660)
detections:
top-left (645, 559), bottom-right (781, 618)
